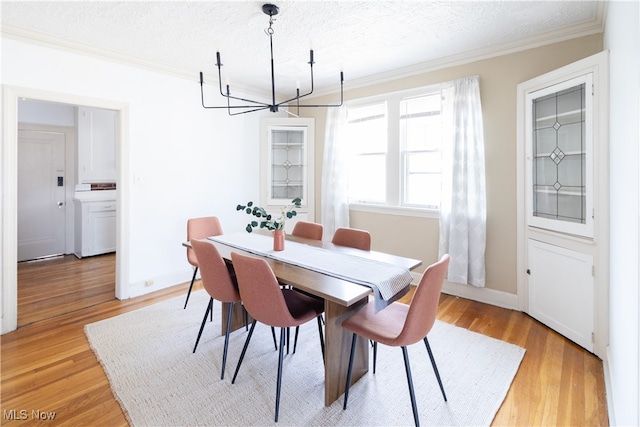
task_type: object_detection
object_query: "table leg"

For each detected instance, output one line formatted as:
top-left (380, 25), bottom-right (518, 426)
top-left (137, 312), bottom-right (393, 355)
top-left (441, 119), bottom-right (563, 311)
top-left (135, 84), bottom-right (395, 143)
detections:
top-left (323, 297), bottom-right (369, 406)
top-left (221, 302), bottom-right (249, 335)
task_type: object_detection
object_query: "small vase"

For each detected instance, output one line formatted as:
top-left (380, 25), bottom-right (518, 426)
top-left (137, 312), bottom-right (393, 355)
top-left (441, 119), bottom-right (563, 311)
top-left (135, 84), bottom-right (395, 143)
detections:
top-left (273, 229), bottom-right (285, 251)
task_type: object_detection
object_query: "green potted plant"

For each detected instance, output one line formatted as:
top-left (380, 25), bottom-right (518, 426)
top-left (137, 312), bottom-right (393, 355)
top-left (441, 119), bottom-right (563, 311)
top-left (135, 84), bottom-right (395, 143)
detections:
top-left (236, 198), bottom-right (302, 250)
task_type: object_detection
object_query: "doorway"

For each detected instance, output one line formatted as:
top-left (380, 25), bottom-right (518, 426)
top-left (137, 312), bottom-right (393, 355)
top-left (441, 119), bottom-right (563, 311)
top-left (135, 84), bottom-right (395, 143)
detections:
top-left (16, 100), bottom-right (117, 327)
top-left (2, 86), bottom-right (130, 334)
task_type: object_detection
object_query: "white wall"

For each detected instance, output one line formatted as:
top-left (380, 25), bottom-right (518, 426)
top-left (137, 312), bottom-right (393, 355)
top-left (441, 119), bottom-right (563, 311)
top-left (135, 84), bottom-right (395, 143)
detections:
top-left (604, 1), bottom-right (640, 425)
top-left (18, 99), bottom-right (76, 126)
top-left (1, 37), bottom-right (270, 307)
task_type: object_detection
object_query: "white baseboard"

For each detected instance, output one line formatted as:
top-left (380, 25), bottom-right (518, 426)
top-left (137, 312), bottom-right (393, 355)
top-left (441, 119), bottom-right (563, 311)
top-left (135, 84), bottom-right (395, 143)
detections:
top-left (604, 346), bottom-right (615, 426)
top-left (410, 272), bottom-right (519, 310)
top-left (125, 268), bottom-right (195, 299)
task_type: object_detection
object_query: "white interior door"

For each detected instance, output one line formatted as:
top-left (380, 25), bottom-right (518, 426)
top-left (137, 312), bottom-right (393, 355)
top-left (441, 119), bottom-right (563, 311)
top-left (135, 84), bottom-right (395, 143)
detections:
top-left (18, 130), bottom-right (66, 261)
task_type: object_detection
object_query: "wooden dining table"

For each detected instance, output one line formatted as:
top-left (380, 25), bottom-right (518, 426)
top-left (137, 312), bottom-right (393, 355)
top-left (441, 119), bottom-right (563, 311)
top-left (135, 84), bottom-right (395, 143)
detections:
top-left (185, 231), bottom-right (421, 406)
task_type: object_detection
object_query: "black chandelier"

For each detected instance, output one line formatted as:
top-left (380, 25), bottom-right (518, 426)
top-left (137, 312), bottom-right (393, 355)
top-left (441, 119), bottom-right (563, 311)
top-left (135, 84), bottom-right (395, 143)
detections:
top-left (199, 3), bottom-right (344, 116)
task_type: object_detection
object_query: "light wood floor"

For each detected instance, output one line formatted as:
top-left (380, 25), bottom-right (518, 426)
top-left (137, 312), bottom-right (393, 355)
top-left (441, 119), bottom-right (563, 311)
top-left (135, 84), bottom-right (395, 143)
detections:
top-left (17, 254), bottom-right (116, 327)
top-left (2, 255), bottom-right (608, 426)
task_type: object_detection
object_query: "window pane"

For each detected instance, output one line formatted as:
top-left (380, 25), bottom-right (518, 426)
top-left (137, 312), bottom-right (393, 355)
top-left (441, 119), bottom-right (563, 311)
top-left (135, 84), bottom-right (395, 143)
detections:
top-left (406, 174), bottom-right (441, 207)
top-left (347, 103), bottom-right (387, 154)
top-left (348, 154), bottom-right (386, 203)
top-left (346, 120), bottom-right (386, 154)
top-left (406, 152), bottom-right (441, 173)
top-left (347, 102), bottom-right (387, 203)
top-left (400, 93), bottom-right (442, 208)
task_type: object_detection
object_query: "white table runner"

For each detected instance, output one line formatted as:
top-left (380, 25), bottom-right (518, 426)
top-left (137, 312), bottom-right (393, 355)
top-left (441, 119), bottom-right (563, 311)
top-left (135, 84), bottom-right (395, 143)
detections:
top-left (208, 232), bottom-right (412, 311)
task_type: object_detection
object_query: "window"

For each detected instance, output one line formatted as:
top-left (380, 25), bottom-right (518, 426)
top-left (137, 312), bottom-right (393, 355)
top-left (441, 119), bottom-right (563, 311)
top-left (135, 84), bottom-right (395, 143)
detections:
top-left (346, 87), bottom-right (442, 211)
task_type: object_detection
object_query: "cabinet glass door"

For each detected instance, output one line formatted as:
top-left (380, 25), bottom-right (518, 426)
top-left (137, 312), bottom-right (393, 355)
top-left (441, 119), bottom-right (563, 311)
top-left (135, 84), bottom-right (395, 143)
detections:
top-left (270, 127), bottom-right (306, 202)
top-left (526, 74), bottom-right (593, 238)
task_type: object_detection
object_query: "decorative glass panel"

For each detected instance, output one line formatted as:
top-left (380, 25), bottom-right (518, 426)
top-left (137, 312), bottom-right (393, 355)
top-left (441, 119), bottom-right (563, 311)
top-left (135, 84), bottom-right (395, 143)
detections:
top-left (270, 129), bottom-right (304, 201)
top-left (532, 84), bottom-right (586, 224)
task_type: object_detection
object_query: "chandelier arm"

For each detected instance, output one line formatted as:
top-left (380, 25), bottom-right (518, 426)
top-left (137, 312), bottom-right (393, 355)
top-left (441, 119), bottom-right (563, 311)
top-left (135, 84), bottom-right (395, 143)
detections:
top-left (222, 93), bottom-right (272, 107)
top-left (214, 53), bottom-right (270, 107)
top-left (227, 105), bottom-right (271, 116)
top-left (274, 52), bottom-right (320, 106)
top-left (275, 71), bottom-right (343, 109)
top-left (292, 86), bottom-right (344, 109)
top-left (201, 71), bottom-right (271, 109)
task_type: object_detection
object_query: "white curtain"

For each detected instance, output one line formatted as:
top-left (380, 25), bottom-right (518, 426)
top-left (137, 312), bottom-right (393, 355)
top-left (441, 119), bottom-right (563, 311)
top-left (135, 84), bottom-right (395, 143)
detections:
top-left (321, 105), bottom-right (350, 241)
top-left (438, 76), bottom-right (487, 287)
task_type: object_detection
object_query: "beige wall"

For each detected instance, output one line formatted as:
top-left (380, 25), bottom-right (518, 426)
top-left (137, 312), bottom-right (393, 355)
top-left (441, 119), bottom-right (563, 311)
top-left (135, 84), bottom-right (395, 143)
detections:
top-left (304, 34), bottom-right (602, 295)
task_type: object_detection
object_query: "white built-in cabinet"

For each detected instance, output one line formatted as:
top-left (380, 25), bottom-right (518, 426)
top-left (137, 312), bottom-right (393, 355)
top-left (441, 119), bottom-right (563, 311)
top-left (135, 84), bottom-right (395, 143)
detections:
top-left (77, 107), bottom-right (116, 183)
top-left (517, 52), bottom-right (609, 357)
top-left (74, 199), bottom-right (117, 258)
top-left (259, 118), bottom-right (315, 231)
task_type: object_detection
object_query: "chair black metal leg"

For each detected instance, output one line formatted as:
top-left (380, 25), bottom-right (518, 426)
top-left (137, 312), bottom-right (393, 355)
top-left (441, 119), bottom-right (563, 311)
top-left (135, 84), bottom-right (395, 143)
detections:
top-left (373, 341), bottom-right (378, 374)
top-left (232, 320), bottom-right (257, 384)
top-left (220, 301), bottom-right (234, 380)
top-left (401, 346), bottom-right (420, 427)
top-left (316, 316), bottom-right (325, 363)
top-left (343, 333), bottom-right (358, 410)
top-left (275, 327), bottom-right (286, 422)
top-left (193, 298), bottom-right (213, 353)
top-left (271, 327), bottom-right (278, 350)
top-left (293, 326), bottom-right (300, 354)
top-left (423, 337), bottom-right (447, 401)
top-left (183, 267), bottom-right (198, 309)
top-left (286, 327), bottom-right (290, 354)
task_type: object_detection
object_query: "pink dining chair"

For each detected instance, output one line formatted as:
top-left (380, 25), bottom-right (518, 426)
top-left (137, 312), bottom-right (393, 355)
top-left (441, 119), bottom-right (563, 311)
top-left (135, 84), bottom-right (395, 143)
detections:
top-left (291, 221), bottom-right (324, 241)
top-left (230, 252), bottom-right (325, 423)
top-left (190, 239), bottom-right (244, 379)
top-left (331, 226), bottom-right (373, 346)
top-left (341, 254), bottom-right (450, 427)
top-left (289, 220), bottom-right (324, 350)
top-left (331, 227), bottom-right (371, 251)
top-left (184, 216), bottom-right (223, 309)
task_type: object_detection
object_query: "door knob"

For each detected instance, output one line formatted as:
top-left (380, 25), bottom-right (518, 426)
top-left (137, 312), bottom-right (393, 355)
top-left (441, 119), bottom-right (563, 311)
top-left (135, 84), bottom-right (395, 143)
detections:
top-left (57, 201), bottom-right (64, 208)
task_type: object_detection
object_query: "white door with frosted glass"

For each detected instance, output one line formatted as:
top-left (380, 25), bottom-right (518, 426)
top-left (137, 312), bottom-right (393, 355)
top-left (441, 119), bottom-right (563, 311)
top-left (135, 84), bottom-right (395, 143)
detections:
top-left (18, 129), bottom-right (67, 261)
top-left (522, 70), bottom-right (600, 353)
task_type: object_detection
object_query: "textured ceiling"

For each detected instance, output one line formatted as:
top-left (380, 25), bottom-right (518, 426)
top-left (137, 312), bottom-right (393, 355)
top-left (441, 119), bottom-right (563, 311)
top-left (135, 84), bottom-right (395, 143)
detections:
top-left (1, 1), bottom-right (605, 98)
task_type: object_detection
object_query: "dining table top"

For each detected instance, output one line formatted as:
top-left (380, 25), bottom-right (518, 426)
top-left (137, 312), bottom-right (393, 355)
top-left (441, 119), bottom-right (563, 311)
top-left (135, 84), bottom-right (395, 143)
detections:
top-left (184, 230), bottom-right (422, 308)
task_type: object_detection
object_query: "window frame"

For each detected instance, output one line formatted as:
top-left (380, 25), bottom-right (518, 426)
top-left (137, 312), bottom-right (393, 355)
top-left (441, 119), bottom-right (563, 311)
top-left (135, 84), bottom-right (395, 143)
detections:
top-left (346, 84), bottom-right (442, 217)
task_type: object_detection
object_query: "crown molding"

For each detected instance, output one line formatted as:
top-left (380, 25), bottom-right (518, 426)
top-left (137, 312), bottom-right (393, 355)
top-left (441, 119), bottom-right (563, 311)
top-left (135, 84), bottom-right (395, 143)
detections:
top-left (0, 24), bottom-right (263, 98)
top-left (310, 1), bottom-right (607, 98)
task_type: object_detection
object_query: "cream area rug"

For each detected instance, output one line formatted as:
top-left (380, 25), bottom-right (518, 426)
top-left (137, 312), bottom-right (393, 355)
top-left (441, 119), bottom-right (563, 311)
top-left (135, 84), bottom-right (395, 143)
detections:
top-left (85, 290), bottom-right (525, 426)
